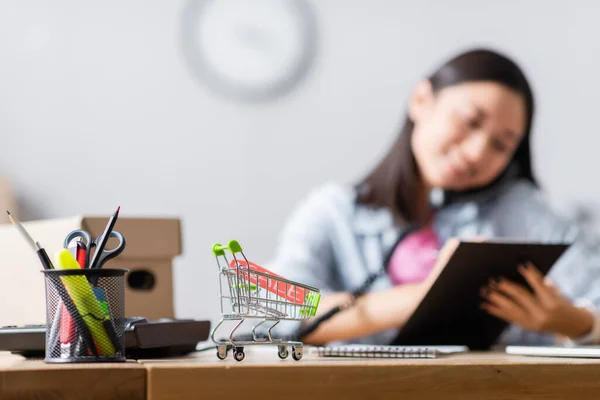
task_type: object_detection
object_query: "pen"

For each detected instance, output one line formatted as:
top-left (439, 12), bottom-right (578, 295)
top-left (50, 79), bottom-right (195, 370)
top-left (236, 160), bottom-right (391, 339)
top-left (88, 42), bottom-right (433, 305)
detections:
top-left (89, 206), bottom-right (120, 270)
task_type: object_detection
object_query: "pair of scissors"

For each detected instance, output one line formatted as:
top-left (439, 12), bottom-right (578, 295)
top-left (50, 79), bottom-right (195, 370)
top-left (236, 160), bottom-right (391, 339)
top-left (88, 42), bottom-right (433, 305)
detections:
top-left (63, 229), bottom-right (126, 269)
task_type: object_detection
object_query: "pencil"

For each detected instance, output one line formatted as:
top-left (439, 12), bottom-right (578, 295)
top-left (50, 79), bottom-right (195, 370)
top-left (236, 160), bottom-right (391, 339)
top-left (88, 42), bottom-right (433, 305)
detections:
top-left (6, 211), bottom-right (37, 252)
top-left (89, 206), bottom-right (120, 270)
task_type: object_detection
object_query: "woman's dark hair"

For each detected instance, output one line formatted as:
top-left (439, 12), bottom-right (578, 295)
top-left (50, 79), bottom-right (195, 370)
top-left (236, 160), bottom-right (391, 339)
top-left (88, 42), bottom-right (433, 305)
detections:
top-left (357, 48), bottom-right (537, 224)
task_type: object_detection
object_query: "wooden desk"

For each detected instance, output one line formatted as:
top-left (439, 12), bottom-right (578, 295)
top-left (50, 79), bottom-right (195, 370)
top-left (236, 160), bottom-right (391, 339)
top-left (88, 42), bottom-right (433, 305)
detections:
top-left (5, 348), bottom-right (600, 399)
top-left (142, 347), bottom-right (600, 400)
top-left (0, 353), bottom-right (145, 400)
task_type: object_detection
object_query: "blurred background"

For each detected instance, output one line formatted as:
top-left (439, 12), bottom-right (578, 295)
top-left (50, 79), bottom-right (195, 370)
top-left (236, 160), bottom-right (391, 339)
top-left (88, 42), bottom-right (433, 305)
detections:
top-left (0, 0), bottom-right (597, 325)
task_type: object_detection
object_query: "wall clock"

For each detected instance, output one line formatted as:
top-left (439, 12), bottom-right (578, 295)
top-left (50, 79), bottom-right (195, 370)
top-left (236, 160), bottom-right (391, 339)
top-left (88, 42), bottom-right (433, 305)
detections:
top-left (181, 0), bottom-right (317, 102)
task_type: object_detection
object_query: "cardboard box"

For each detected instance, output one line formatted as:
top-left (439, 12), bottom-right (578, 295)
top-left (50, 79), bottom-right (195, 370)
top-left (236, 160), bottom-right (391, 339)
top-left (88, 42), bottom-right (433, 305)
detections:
top-left (0, 216), bottom-right (181, 326)
top-left (0, 178), bottom-right (17, 224)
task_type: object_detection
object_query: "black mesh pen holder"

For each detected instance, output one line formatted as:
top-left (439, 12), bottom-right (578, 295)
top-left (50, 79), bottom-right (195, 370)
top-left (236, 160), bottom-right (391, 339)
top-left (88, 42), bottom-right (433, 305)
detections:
top-left (42, 268), bottom-right (128, 363)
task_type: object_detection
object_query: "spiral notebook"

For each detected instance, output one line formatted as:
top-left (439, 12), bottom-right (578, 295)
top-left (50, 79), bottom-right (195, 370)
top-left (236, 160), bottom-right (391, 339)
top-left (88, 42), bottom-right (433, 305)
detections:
top-left (313, 345), bottom-right (468, 359)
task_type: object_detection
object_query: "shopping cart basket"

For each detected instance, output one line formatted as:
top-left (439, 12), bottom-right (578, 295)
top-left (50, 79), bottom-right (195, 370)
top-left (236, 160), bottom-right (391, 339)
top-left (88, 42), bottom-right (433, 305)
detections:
top-left (210, 240), bottom-right (321, 361)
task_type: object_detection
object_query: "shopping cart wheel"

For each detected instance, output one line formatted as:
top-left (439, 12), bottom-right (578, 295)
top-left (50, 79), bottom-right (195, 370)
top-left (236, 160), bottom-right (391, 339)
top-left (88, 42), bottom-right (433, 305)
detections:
top-left (292, 346), bottom-right (303, 361)
top-left (278, 345), bottom-right (289, 359)
top-left (216, 346), bottom-right (228, 360)
top-left (233, 347), bottom-right (245, 362)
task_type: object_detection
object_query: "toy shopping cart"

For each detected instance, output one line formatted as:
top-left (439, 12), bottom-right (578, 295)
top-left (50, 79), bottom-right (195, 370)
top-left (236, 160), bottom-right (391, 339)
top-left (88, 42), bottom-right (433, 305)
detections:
top-left (210, 240), bottom-right (320, 361)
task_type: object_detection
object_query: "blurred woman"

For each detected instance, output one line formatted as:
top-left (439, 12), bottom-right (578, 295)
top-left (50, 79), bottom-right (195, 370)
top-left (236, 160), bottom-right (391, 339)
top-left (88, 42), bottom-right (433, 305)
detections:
top-left (267, 48), bottom-right (600, 347)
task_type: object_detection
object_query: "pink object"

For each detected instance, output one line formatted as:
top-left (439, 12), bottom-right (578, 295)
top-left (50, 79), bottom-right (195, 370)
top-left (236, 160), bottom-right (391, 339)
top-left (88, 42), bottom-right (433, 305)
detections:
top-left (229, 259), bottom-right (306, 304)
top-left (387, 225), bottom-right (441, 285)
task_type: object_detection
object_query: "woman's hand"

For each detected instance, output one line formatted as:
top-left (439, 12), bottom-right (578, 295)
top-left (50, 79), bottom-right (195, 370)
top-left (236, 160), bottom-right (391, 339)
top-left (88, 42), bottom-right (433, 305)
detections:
top-left (481, 262), bottom-right (594, 339)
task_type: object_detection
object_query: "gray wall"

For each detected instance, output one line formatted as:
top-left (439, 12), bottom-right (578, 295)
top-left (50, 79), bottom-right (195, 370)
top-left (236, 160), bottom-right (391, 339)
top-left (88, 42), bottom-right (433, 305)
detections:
top-left (0, 0), bottom-right (597, 324)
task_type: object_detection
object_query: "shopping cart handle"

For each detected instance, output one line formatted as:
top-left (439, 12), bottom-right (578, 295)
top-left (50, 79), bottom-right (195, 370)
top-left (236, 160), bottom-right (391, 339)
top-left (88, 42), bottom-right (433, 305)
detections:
top-left (212, 244), bottom-right (226, 256)
top-left (212, 240), bottom-right (244, 256)
top-left (227, 240), bottom-right (243, 253)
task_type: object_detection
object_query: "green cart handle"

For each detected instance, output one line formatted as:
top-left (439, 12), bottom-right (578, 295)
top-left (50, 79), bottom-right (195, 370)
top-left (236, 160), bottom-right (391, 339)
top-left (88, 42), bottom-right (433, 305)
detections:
top-left (211, 240), bottom-right (244, 256)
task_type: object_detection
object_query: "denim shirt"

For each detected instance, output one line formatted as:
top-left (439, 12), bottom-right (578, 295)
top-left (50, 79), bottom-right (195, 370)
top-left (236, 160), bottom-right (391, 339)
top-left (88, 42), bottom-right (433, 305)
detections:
top-left (266, 178), bottom-right (600, 346)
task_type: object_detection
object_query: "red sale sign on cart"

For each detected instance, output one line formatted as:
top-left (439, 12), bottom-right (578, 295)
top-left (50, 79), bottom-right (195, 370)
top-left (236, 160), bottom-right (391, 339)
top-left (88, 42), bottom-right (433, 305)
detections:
top-left (229, 259), bottom-right (306, 305)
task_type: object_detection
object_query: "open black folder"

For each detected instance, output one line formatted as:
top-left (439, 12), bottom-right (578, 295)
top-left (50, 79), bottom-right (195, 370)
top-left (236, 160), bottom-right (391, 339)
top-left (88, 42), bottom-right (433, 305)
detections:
top-left (391, 241), bottom-right (571, 350)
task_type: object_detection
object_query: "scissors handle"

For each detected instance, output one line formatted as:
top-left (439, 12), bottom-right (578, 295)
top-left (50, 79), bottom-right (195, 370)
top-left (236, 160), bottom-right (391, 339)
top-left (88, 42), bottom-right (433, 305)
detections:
top-left (63, 229), bottom-right (94, 268)
top-left (91, 231), bottom-right (126, 269)
top-left (63, 229), bottom-right (92, 249)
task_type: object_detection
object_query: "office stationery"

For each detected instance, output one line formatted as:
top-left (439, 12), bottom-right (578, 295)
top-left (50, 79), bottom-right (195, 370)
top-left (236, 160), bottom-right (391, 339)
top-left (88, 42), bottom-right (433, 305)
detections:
top-left (5, 210), bottom-right (99, 357)
top-left (54, 249), bottom-right (117, 356)
top-left (66, 238), bottom-right (87, 267)
top-left (60, 240), bottom-right (87, 357)
top-left (35, 242), bottom-right (54, 269)
top-left (88, 206), bottom-right (120, 270)
top-left (67, 240), bottom-right (79, 258)
top-left (93, 287), bottom-right (110, 314)
top-left (313, 345), bottom-right (469, 359)
top-left (44, 264), bottom-right (127, 362)
top-left (63, 229), bottom-right (125, 270)
top-left (40, 242), bottom-right (100, 358)
top-left (391, 241), bottom-right (571, 350)
top-left (0, 318), bottom-right (211, 359)
top-left (6, 211), bottom-right (36, 251)
top-left (211, 240), bottom-right (320, 362)
top-left (6, 208), bottom-right (127, 362)
top-left (42, 254), bottom-right (100, 358)
top-left (0, 215), bottom-right (182, 327)
top-left (76, 241), bottom-right (87, 267)
top-left (506, 345), bottom-right (600, 358)
top-left (7, 210), bottom-right (53, 271)
top-left (6, 211), bottom-right (54, 271)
